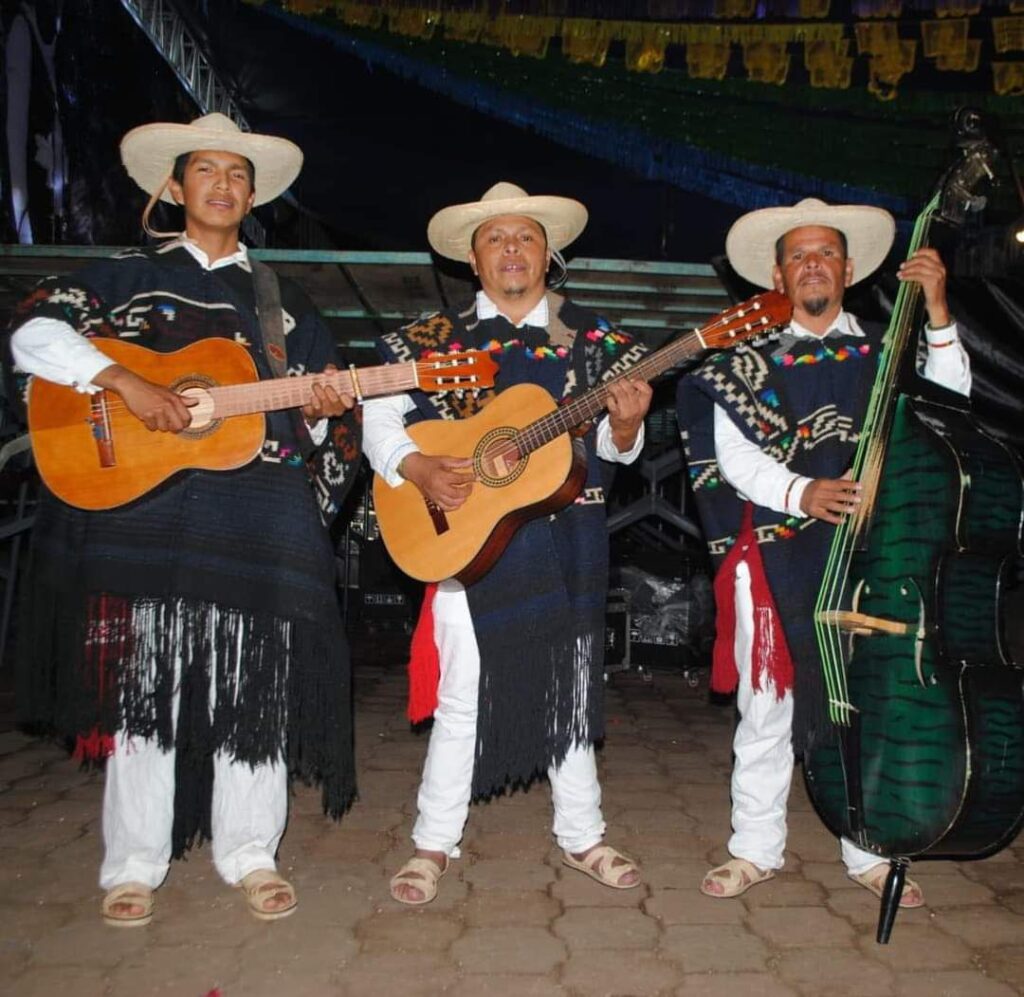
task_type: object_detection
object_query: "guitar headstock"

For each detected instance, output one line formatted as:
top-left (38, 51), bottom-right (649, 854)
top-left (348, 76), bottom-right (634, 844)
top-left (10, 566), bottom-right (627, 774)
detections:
top-left (417, 350), bottom-right (499, 392)
top-left (699, 290), bottom-right (793, 351)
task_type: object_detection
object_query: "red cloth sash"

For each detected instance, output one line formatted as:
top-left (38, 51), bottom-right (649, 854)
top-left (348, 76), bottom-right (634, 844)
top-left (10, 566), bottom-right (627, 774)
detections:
top-left (407, 583), bottom-right (440, 722)
top-left (711, 503), bottom-right (794, 700)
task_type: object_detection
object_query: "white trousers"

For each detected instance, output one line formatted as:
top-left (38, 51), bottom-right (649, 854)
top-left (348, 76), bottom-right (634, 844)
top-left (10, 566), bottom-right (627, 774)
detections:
top-left (412, 581), bottom-right (606, 856)
top-left (729, 560), bottom-right (880, 875)
top-left (100, 739), bottom-right (287, 890)
top-left (99, 609), bottom-right (288, 891)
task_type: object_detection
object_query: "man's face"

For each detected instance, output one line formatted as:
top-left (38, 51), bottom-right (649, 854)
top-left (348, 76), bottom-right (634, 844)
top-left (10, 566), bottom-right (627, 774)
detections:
top-left (468, 215), bottom-right (550, 303)
top-left (167, 150), bottom-right (255, 233)
top-left (772, 225), bottom-right (853, 319)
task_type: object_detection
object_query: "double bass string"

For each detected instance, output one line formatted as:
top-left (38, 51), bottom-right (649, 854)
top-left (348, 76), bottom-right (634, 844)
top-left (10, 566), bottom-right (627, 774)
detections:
top-left (813, 197), bottom-right (938, 727)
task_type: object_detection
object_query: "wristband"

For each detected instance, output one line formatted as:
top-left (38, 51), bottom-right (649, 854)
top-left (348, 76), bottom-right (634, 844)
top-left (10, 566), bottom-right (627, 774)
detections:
top-left (783, 475), bottom-right (800, 514)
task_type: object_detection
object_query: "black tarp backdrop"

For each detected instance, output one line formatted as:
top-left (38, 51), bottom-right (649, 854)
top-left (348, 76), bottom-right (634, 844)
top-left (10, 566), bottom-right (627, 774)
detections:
top-left (2, 0), bottom-right (197, 244)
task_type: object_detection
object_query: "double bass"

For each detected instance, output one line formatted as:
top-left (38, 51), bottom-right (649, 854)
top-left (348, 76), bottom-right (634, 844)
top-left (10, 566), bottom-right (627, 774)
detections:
top-left (804, 112), bottom-right (1024, 943)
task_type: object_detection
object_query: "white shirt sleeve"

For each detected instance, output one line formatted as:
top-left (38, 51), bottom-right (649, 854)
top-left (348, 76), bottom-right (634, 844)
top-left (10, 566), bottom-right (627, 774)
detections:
top-left (362, 393), bottom-right (420, 487)
top-left (10, 316), bottom-right (115, 393)
top-left (714, 405), bottom-right (810, 516)
top-left (596, 414), bottom-right (645, 465)
top-left (921, 320), bottom-right (971, 396)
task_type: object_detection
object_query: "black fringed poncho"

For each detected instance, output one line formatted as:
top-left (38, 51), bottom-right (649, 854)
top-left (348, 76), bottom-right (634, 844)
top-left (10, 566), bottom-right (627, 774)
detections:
top-left (8, 242), bottom-right (362, 855)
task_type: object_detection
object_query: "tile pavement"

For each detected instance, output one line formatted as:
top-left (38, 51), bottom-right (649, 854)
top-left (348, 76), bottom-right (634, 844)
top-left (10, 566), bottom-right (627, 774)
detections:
top-left (1, 637), bottom-right (1022, 996)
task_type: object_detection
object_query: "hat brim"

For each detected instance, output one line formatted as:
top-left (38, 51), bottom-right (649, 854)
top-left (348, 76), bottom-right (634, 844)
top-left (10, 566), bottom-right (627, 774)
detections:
top-left (427, 194), bottom-right (588, 261)
top-left (726, 202), bottom-right (896, 288)
top-left (120, 122), bottom-right (303, 207)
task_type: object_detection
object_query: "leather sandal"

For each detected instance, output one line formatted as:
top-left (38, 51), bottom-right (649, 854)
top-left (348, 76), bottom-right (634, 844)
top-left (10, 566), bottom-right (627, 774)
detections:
top-left (237, 868), bottom-right (298, 921)
top-left (848, 863), bottom-right (924, 909)
top-left (390, 854), bottom-right (448, 906)
top-left (102, 881), bottom-right (154, 927)
top-left (700, 858), bottom-right (774, 898)
top-left (562, 844), bottom-right (641, 889)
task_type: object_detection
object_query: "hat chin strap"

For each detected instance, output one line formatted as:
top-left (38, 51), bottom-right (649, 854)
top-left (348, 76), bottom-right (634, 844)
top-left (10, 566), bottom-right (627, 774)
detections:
top-left (546, 248), bottom-right (569, 289)
top-left (141, 173), bottom-right (181, 240)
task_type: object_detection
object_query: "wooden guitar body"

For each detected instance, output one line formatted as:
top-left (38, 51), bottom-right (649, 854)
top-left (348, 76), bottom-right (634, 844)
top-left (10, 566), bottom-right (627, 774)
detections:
top-left (372, 383), bottom-right (586, 585)
top-left (372, 291), bottom-right (792, 584)
top-left (29, 338), bottom-right (265, 510)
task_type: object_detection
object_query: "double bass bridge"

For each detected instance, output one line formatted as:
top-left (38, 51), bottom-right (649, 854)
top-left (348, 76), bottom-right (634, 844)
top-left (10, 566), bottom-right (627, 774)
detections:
top-left (816, 577), bottom-right (930, 687)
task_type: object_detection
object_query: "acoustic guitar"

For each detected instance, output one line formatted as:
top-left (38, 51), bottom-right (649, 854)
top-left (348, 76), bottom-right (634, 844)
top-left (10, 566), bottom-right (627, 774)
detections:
top-left (374, 291), bottom-right (792, 585)
top-left (28, 337), bottom-right (497, 510)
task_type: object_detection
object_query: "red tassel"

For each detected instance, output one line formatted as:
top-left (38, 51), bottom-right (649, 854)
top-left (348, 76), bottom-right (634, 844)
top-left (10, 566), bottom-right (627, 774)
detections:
top-left (72, 727), bottom-right (116, 761)
top-left (710, 503), bottom-right (794, 700)
top-left (406, 583), bottom-right (440, 722)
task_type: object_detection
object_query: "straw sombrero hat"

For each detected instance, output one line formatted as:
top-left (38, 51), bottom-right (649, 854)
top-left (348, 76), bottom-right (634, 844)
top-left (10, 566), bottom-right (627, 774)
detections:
top-left (726, 198), bottom-right (896, 289)
top-left (427, 182), bottom-right (588, 262)
top-left (119, 112), bottom-right (303, 207)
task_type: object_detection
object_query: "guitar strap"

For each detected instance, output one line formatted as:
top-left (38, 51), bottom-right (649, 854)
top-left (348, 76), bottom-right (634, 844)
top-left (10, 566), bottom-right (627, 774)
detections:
top-left (251, 258), bottom-right (289, 379)
top-left (250, 258), bottom-right (317, 463)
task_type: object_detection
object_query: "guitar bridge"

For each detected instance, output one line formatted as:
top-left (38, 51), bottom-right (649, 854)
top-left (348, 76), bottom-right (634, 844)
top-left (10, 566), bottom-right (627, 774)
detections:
top-left (87, 392), bottom-right (117, 468)
top-left (424, 498), bottom-right (449, 536)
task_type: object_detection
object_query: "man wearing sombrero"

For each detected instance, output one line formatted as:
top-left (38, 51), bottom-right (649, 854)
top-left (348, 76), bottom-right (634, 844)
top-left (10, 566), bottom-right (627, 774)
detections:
top-left (363, 182), bottom-right (653, 904)
top-left (8, 114), bottom-right (361, 925)
top-left (678, 199), bottom-right (970, 906)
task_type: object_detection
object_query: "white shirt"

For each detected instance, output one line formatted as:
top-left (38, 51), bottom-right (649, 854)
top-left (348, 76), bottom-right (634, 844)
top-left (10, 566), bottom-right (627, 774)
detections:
top-left (363, 290), bottom-right (646, 487)
top-left (713, 311), bottom-right (972, 516)
top-left (11, 236), bottom-right (329, 443)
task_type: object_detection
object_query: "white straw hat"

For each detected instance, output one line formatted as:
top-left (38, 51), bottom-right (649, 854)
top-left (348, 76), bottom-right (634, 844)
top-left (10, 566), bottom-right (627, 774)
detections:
top-left (726, 197), bottom-right (896, 288)
top-left (427, 182), bottom-right (588, 261)
top-left (119, 112), bottom-right (303, 206)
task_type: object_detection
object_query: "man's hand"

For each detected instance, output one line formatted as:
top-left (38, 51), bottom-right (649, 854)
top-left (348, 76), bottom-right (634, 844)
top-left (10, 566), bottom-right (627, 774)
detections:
top-left (897, 248), bottom-right (950, 329)
top-left (800, 472), bottom-right (861, 525)
top-left (94, 364), bottom-right (196, 433)
top-left (302, 364), bottom-right (356, 424)
top-left (399, 452), bottom-right (474, 511)
top-left (605, 377), bottom-right (653, 452)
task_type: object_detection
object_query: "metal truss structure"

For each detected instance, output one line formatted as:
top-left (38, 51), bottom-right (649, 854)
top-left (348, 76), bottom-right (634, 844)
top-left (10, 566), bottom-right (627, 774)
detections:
top-left (117, 0), bottom-right (267, 245)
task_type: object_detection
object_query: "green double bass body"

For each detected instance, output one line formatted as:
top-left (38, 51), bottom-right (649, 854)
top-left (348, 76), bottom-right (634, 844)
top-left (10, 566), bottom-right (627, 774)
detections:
top-left (804, 391), bottom-right (1024, 858)
top-left (802, 141), bottom-right (1024, 940)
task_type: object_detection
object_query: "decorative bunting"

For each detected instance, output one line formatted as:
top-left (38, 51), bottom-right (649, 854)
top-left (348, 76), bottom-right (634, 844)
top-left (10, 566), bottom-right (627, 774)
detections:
top-left (288, 3), bottom-right (1024, 102)
top-left (993, 16), bottom-right (1024, 53)
top-left (562, 19), bottom-right (614, 68)
top-left (687, 40), bottom-right (731, 80)
top-left (743, 41), bottom-right (791, 85)
top-left (805, 39), bottom-right (852, 88)
top-left (993, 61), bottom-right (1024, 95)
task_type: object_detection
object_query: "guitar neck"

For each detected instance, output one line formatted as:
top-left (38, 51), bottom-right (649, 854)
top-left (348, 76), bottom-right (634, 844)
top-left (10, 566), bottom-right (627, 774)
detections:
top-left (207, 362), bottom-right (418, 417)
top-left (515, 329), bottom-right (706, 455)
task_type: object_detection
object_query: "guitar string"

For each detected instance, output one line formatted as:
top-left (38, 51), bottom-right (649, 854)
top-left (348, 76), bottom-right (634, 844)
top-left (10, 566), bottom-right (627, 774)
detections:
top-left (61, 359), bottom-right (486, 419)
top-left (813, 201), bottom-right (936, 724)
top-left (480, 298), bottom-right (788, 466)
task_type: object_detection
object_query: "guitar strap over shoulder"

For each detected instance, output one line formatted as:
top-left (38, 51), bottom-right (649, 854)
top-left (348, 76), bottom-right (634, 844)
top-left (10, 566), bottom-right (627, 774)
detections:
top-left (250, 258), bottom-right (316, 462)
top-left (250, 259), bottom-right (288, 380)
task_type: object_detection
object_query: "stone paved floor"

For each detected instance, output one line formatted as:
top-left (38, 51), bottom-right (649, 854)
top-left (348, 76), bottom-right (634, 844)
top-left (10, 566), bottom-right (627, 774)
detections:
top-left (2, 640), bottom-right (1023, 997)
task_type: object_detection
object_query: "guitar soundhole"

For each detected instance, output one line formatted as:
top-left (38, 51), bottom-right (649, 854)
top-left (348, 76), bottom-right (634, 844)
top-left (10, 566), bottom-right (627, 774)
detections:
top-left (475, 427), bottom-right (526, 488)
top-left (171, 374), bottom-right (221, 439)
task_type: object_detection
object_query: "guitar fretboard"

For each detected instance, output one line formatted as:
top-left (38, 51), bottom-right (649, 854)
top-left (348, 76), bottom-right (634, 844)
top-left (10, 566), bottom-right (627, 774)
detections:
top-left (514, 297), bottom-right (782, 456)
top-left (207, 364), bottom-right (419, 417)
